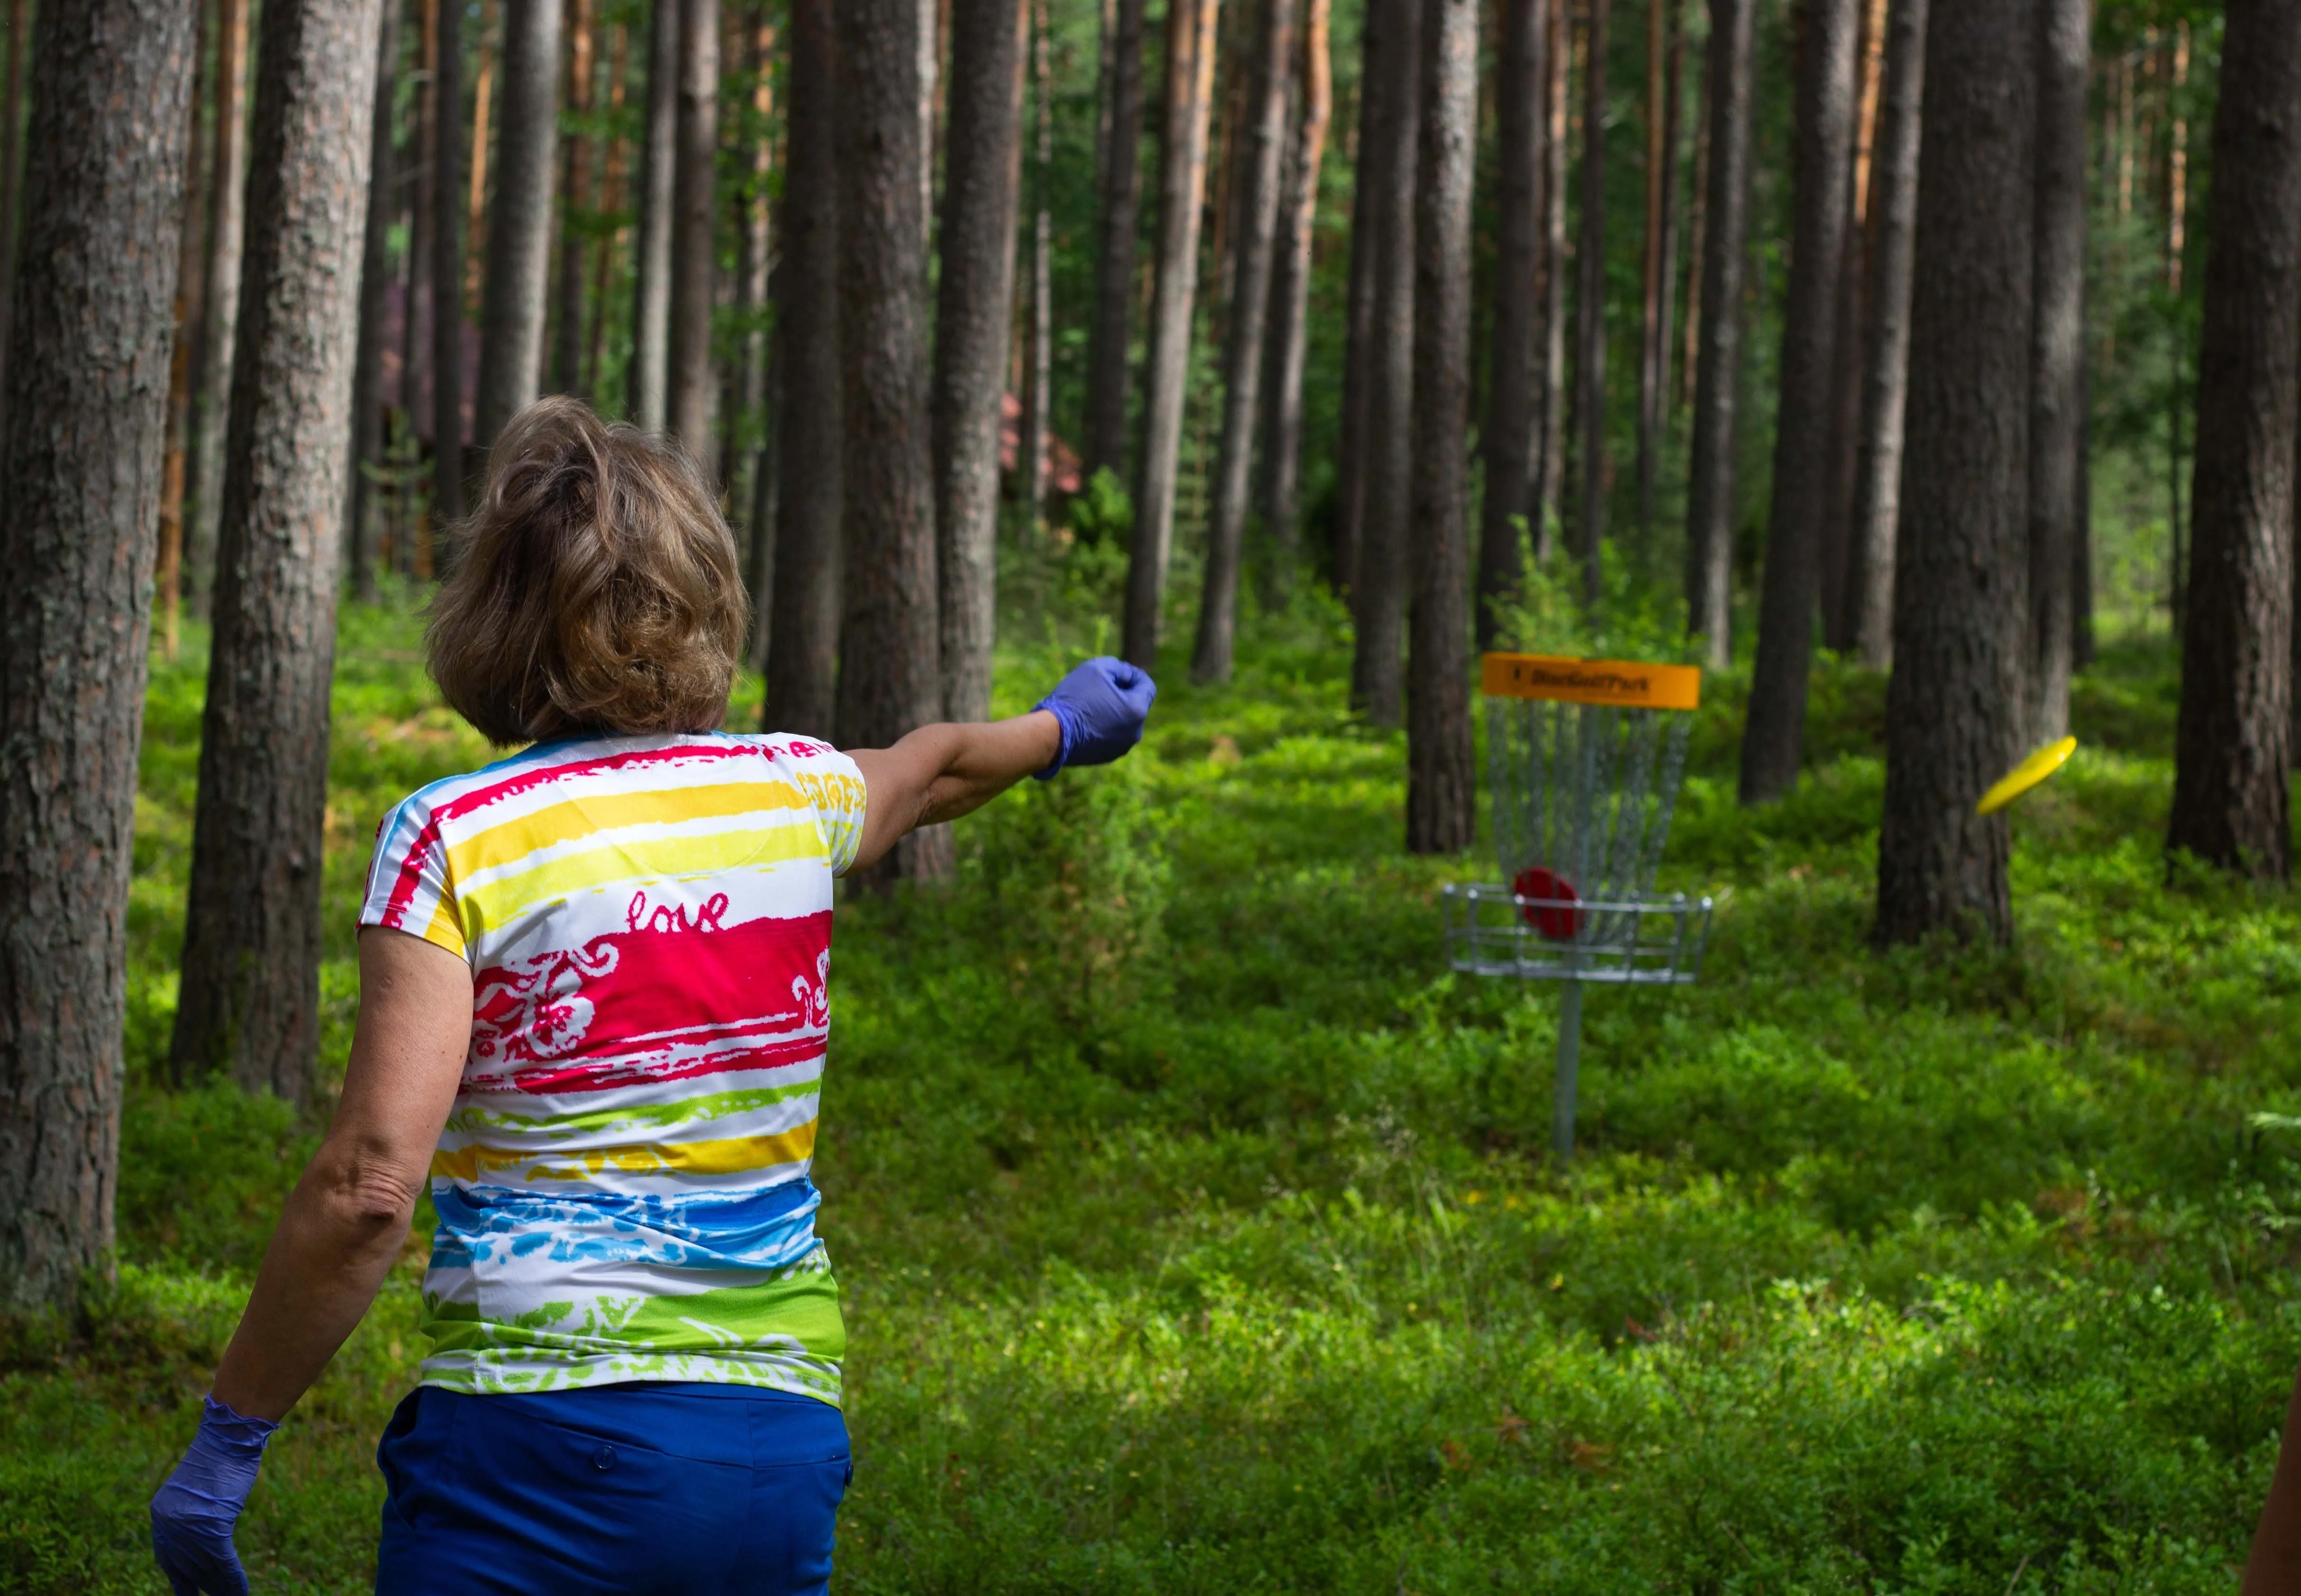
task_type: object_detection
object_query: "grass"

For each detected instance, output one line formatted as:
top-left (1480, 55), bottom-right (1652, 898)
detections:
top-left (5, 577), bottom-right (2300, 1593)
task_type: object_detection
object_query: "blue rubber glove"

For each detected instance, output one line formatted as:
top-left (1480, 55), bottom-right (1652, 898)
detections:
top-left (1033, 656), bottom-right (1157, 778)
top-left (150, 1395), bottom-right (278, 1596)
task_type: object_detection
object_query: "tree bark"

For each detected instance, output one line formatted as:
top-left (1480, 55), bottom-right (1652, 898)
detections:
top-left (2025, 0), bottom-right (2088, 743)
top-left (765, 0), bottom-right (842, 741)
top-left (1084, 0), bottom-right (1148, 482)
top-left (473, 0), bottom-right (559, 452)
top-left (402, 0), bottom-right (437, 576)
top-left (0, 0), bottom-right (198, 1313)
top-left (1635, 0), bottom-right (1682, 541)
top-left (1570, 0), bottom-right (1609, 600)
top-left (1026, 0), bottom-right (1054, 529)
top-left (433, 0), bottom-right (468, 525)
top-left (0, 0), bottom-right (29, 431)
top-left (667, 0), bottom-right (720, 461)
top-left (1349, 0), bottom-right (1417, 724)
top-left (1406, 0), bottom-right (1477, 854)
top-left (1843, 0), bottom-right (1924, 668)
top-left (1738, 0), bottom-right (1858, 804)
top-left (348, 0), bottom-right (404, 601)
top-left (553, 0), bottom-right (596, 396)
top-left (1332, 0), bottom-right (1387, 597)
top-left (931, 0), bottom-right (1026, 723)
top-left (1533, 0), bottom-right (1566, 556)
top-left (631, 0), bottom-right (680, 430)
top-left (1192, 0), bottom-right (1294, 684)
top-left (1814, 0), bottom-right (1877, 648)
top-left (1874, 0), bottom-right (2033, 948)
top-left (728, 7), bottom-right (774, 585)
top-left (1121, 0), bottom-right (1221, 670)
top-left (2167, 0), bottom-right (2301, 879)
top-left (1478, 0), bottom-right (1544, 649)
top-left (585, 19), bottom-right (631, 396)
top-left (160, 3), bottom-right (216, 658)
top-left (1258, 0), bottom-right (1328, 598)
top-left (833, 0), bottom-right (947, 881)
top-left (190, 0), bottom-right (253, 618)
top-left (1682, 0), bottom-right (1753, 669)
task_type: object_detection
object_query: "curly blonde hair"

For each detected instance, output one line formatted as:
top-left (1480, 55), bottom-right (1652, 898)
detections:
top-left (426, 397), bottom-right (749, 747)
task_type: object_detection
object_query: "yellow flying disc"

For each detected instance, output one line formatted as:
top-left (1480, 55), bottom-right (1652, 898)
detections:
top-left (1977, 735), bottom-right (2078, 815)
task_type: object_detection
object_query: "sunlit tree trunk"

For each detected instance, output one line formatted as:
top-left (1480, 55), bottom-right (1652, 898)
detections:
top-left (1349, 0), bottom-right (1417, 724)
top-left (931, 0), bottom-right (1026, 722)
top-left (348, 0), bottom-right (403, 601)
top-left (1084, 0), bottom-right (1147, 482)
top-left (1121, 0), bottom-right (1221, 669)
top-left (1682, 0), bottom-right (1753, 668)
top-left (1478, 0), bottom-right (1544, 648)
top-left (432, 0), bottom-right (468, 525)
top-left (1258, 0), bottom-right (1328, 598)
top-left (1405, 0), bottom-right (1477, 854)
top-left (2026, 0), bottom-right (2089, 743)
top-left (190, 0), bottom-right (252, 617)
top-left (631, 0), bottom-right (680, 430)
top-left (2167, 0), bottom-right (2301, 879)
top-left (475, 0), bottom-right (561, 452)
top-left (0, 0), bottom-right (199, 1313)
top-left (666, 0), bottom-right (719, 461)
top-left (1874, 0), bottom-right (2034, 947)
top-left (175, 0), bottom-right (384, 1102)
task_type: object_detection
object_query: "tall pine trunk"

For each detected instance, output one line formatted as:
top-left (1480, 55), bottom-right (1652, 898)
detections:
top-left (1478, 0), bottom-right (1544, 649)
top-left (1874, 0), bottom-right (2033, 947)
top-left (1843, 0), bottom-right (1924, 668)
top-left (1121, 0), bottom-right (1221, 670)
top-left (1258, 0), bottom-right (1328, 597)
top-left (174, 0), bottom-right (386, 1101)
top-left (631, 0), bottom-right (680, 429)
top-left (765, 0), bottom-right (842, 741)
top-left (402, 0), bottom-right (437, 575)
top-left (833, 0), bottom-right (946, 880)
top-left (1026, 0), bottom-right (1054, 526)
top-left (1570, 0), bottom-right (1609, 600)
top-left (2166, 0), bottom-right (2301, 878)
top-left (190, 0), bottom-right (253, 618)
top-left (2025, 0), bottom-right (2088, 742)
top-left (159, 6), bottom-right (216, 660)
top-left (667, 0), bottom-right (720, 460)
top-left (0, 0), bottom-right (199, 1312)
top-left (1635, 0), bottom-right (1683, 540)
top-left (1682, 0), bottom-right (1754, 669)
top-left (0, 0), bottom-right (28, 427)
top-left (1405, 0), bottom-right (1477, 854)
top-left (475, 0), bottom-right (560, 452)
top-left (728, 7), bottom-right (774, 588)
top-left (931, 0), bottom-right (1026, 723)
top-left (348, 0), bottom-right (404, 600)
top-left (432, 0), bottom-right (468, 525)
top-left (1739, 0), bottom-right (1859, 804)
top-left (1332, 0), bottom-right (1388, 598)
top-left (1533, 0), bottom-right (1566, 555)
top-left (1193, 0), bottom-right (1294, 684)
top-left (553, 0), bottom-right (596, 395)
top-left (1814, 0), bottom-right (1877, 647)
top-left (1084, 0), bottom-right (1148, 482)
top-left (1350, 0), bottom-right (1418, 724)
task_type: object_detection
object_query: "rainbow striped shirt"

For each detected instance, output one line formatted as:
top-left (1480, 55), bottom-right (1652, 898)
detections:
top-left (358, 731), bottom-right (869, 1403)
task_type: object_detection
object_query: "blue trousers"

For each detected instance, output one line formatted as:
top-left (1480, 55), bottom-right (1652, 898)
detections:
top-left (375, 1383), bottom-right (850, 1595)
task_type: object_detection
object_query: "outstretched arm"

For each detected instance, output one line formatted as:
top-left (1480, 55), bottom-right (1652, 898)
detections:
top-left (844, 657), bottom-right (1156, 873)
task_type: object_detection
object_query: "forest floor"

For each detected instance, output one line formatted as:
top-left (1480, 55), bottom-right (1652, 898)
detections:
top-left (4, 575), bottom-right (2299, 1593)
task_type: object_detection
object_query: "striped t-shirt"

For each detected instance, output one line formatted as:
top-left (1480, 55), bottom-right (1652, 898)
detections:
top-left (358, 731), bottom-right (869, 1403)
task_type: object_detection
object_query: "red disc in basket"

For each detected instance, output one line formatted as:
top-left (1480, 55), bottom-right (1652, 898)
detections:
top-left (1511, 866), bottom-right (1585, 941)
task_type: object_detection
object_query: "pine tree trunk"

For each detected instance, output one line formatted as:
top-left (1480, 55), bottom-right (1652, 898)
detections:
top-left (1682, 0), bottom-right (1753, 669)
top-left (765, 0), bottom-right (842, 741)
top-left (1332, 0), bottom-right (1386, 597)
top-left (728, 7), bottom-right (773, 585)
top-left (667, 0), bottom-right (720, 461)
top-left (2025, 0), bottom-right (2088, 743)
top-left (1084, 0), bottom-right (1148, 482)
top-left (1814, 0), bottom-right (1877, 649)
top-left (1843, 0), bottom-right (1924, 668)
top-left (1874, 0), bottom-right (2034, 947)
top-left (748, 278), bottom-right (783, 671)
top-left (1026, 0), bottom-right (1054, 527)
top-left (553, 0), bottom-right (596, 395)
top-left (1534, 0), bottom-right (1566, 556)
top-left (833, 0), bottom-right (947, 880)
top-left (190, 0), bottom-right (253, 618)
top-left (1405, 0), bottom-right (1477, 855)
top-left (1478, 0), bottom-right (1544, 649)
top-left (402, 0), bottom-right (438, 576)
top-left (1193, 0), bottom-right (1294, 684)
top-left (174, 0), bottom-right (385, 1100)
top-left (474, 0), bottom-right (559, 451)
top-left (1634, 0), bottom-right (1665, 540)
top-left (1121, 0), bottom-right (1221, 670)
top-left (585, 20), bottom-right (631, 395)
top-left (1258, 0), bottom-right (1327, 598)
top-left (0, 0), bottom-right (198, 1313)
top-left (1571, 0), bottom-right (1609, 600)
top-left (1349, 0), bottom-right (1417, 724)
top-left (931, 0), bottom-right (1026, 723)
top-left (348, 0), bottom-right (403, 601)
top-left (160, 6), bottom-right (216, 659)
top-left (433, 0), bottom-right (468, 525)
top-left (0, 0), bottom-right (29, 430)
top-left (2166, 0), bottom-right (2301, 879)
top-left (631, 0), bottom-right (680, 429)
top-left (1643, 0), bottom-right (1686, 539)
top-left (1738, 0), bottom-right (1858, 804)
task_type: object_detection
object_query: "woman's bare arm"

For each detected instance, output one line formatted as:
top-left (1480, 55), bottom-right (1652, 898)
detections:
top-left (845, 710), bottom-right (1063, 873)
top-left (207, 928), bottom-right (472, 1421)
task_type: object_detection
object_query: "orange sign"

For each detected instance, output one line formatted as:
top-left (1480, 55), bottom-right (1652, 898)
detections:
top-left (1481, 653), bottom-right (1702, 710)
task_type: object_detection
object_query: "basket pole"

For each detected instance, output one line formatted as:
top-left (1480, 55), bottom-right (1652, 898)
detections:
top-left (1552, 977), bottom-right (1584, 1157)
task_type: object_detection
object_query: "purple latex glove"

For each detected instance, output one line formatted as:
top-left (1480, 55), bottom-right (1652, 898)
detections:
top-left (150, 1395), bottom-right (277, 1596)
top-left (1033, 656), bottom-right (1157, 778)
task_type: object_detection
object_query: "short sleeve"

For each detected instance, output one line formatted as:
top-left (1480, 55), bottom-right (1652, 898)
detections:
top-left (774, 739), bottom-right (869, 876)
top-left (359, 790), bottom-right (469, 959)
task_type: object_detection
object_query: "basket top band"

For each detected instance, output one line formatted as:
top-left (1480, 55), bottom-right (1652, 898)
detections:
top-left (1481, 653), bottom-right (1702, 710)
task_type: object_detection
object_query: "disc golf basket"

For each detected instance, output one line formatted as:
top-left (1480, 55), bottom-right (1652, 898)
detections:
top-left (1442, 654), bottom-right (1715, 1156)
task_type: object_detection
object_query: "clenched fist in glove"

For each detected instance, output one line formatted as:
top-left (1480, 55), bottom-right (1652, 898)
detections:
top-left (1033, 657), bottom-right (1157, 778)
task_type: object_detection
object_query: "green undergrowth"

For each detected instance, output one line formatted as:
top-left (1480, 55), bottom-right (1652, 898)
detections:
top-left (7, 582), bottom-right (2301, 1593)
